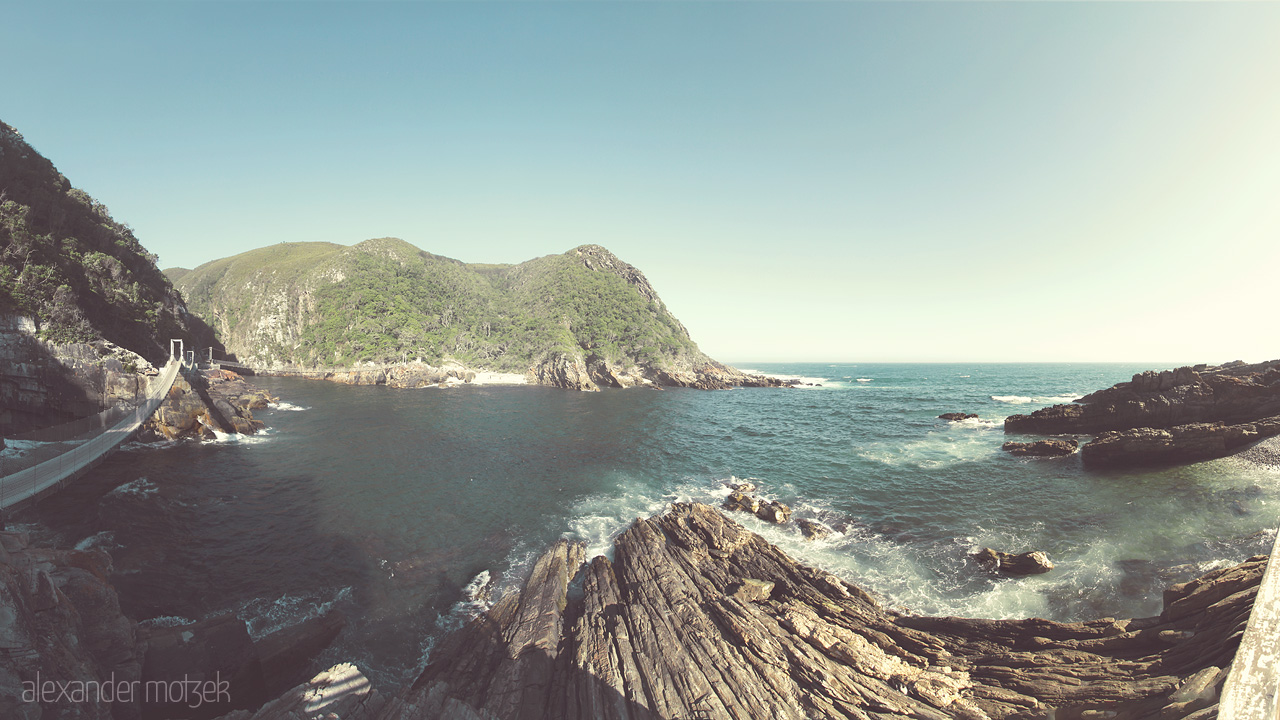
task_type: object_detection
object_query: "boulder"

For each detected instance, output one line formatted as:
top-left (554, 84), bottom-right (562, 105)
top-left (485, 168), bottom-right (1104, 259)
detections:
top-left (796, 518), bottom-right (832, 541)
top-left (1002, 438), bottom-right (1079, 457)
top-left (974, 547), bottom-right (1055, 575)
top-left (755, 500), bottom-right (792, 524)
top-left (140, 614), bottom-right (265, 719)
top-left (252, 611), bottom-right (348, 698)
top-left (723, 491), bottom-right (760, 514)
top-left (938, 412), bottom-right (978, 421)
top-left (730, 578), bottom-right (775, 603)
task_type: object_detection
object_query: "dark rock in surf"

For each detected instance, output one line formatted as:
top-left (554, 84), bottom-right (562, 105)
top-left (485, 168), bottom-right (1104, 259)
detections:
top-left (797, 518), bottom-right (832, 541)
top-left (939, 412), bottom-right (979, 421)
top-left (141, 614), bottom-right (266, 719)
top-left (974, 547), bottom-right (1055, 575)
top-left (254, 612), bottom-right (348, 699)
top-left (1002, 438), bottom-right (1079, 457)
top-left (755, 499), bottom-right (792, 524)
top-left (723, 490), bottom-right (761, 514)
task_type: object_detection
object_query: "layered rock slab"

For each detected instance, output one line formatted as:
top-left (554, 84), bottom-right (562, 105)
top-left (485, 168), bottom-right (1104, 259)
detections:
top-left (377, 504), bottom-right (1260, 720)
top-left (1005, 360), bottom-right (1280, 436)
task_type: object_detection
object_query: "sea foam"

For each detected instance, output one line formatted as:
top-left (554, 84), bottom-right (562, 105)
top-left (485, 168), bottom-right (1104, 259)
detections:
top-left (990, 394), bottom-right (1082, 405)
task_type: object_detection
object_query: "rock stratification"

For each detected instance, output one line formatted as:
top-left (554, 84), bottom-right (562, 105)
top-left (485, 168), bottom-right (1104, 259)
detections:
top-left (0, 531), bottom-right (142, 720)
top-left (1005, 360), bottom-right (1280, 435)
top-left (1005, 360), bottom-right (1280, 468)
top-left (142, 369), bottom-right (273, 440)
top-left (1082, 416), bottom-right (1280, 469)
top-left (228, 503), bottom-right (1267, 720)
top-left (1000, 439), bottom-right (1078, 457)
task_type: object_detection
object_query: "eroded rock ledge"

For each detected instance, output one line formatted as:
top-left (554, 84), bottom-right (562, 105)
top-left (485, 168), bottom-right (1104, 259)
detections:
top-left (229, 503), bottom-right (1264, 720)
top-left (1005, 360), bottom-right (1280, 436)
top-left (1005, 360), bottom-right (1280, 468)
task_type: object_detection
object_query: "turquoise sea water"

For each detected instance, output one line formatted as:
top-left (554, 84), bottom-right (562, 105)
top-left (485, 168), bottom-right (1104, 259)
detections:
top-left (20, 362), bottom-right (1280, 689)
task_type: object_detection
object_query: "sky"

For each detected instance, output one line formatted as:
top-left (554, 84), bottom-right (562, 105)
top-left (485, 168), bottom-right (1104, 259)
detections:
top-left (4, 2), bottom-right (1279, 363)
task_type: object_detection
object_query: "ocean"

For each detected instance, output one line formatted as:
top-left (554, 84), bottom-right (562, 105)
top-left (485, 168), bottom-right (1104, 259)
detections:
top-left (17, 362), bottom-right (1280, 690)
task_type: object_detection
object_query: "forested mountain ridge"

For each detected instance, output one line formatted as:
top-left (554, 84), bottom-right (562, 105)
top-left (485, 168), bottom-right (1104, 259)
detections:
top-left (169, 239), bottom-right (776, 390)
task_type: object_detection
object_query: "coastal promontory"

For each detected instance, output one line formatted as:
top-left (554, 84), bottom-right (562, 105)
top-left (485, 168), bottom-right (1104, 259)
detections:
top-left (167, 241), bottom-right (786, 391)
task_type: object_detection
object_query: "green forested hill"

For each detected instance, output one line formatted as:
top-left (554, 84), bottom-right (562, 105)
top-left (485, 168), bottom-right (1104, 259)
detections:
top-left (0, 120), bottom-right (216, 361)
top-left (168, 239), bottom-right (736, 389)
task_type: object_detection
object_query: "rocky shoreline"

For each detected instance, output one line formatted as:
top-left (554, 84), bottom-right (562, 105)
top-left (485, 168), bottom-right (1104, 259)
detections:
top-left (1005, 359), bottom-right (1280, 468)
top-left (255, 357), bottom-right (799, 392)
top-left (2, 500), bottom-right (1267, 719)
top-left (212, 503), bottom-right (1262, 720)
top-left (141, 368), bottom-right (275, 441)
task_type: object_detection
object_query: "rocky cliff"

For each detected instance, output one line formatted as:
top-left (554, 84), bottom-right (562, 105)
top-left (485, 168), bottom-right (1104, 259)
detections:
top-left (0, 120), bottom-right (216, 363)
top-left (0, 532), bottom-right (345, 720)
top-left (170, 240), bottom-right (780, 391)
top-left (219, 503), bottom-right (1263, 720)
top-left (1, 118), bottom-right (219, 435)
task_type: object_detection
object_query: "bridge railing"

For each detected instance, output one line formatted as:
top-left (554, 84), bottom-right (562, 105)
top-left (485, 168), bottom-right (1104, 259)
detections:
top-left (0, 358), bottom-right (181, 510)
top-left (1220, 527), bottom-right (1280, 719)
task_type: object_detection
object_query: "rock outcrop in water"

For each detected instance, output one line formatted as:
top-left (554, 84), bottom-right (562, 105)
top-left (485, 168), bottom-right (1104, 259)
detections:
top-left (142, 369), bottom-right (274, 440)
top-left (225, 503), bottom-right (1264, 720)
top-left (1082, 417), bottom-right (1280, 469)
top-left (1005, 360), bottom-right (1280, 435)
top-left (973, 547), bottom-right (1055, 576)
top-left (1000, 439), bottom-right (1078, 457)
top-left (1005, 360), bottom-right (1280, 468)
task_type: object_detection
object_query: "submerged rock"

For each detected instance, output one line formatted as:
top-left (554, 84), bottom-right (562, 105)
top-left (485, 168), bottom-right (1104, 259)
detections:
top-left (1002, 438), bottom-right (1079, 457)
top-left (974, 547), bottom-right (1056, 575)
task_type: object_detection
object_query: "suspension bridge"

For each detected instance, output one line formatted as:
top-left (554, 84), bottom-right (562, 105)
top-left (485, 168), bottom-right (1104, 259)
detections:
top-left (0, 342), bottom-right (185, 511)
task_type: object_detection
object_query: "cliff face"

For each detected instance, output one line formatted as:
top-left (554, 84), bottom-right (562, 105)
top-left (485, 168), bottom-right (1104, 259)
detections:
top-left (0, 530), bottom-right (144, 720)
top-left (170, 240), bottom-right (780, 391)
top-left (218, 503), bottom-right (1263, 720)
top-left (0, 120), bottom-right (217, 363)
top-left (0, 119), bottom-right (219, 434)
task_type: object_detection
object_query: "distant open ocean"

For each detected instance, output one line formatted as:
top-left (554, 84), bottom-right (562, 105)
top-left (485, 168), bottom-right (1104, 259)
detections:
top-left (20, 362), bottom-right (1280, 689)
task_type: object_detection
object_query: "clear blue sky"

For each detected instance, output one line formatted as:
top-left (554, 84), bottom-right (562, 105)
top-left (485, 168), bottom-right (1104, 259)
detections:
top-left (5, 2), bottom-right (1279, 363)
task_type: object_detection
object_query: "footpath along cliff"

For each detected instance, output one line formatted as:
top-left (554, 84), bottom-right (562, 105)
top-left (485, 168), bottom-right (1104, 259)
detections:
top-left (222, 503), bottom-right (1264, 720)
top-left (1005, 360), bottom-right (1280, 468)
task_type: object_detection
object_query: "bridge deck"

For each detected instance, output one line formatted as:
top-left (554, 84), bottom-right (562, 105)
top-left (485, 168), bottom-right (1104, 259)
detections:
top-left (1221, 526), bottom-right (1280, 719)
top-left (0, 358), bottom-right (181, 510)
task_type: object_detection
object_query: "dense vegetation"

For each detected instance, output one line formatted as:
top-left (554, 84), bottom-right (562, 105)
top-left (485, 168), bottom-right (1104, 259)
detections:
top-left (170, 238), bottom-right (705, 373)
top-left (0, 120), bottom-right (215, 361)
